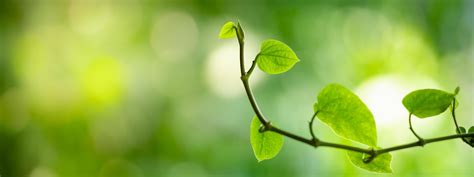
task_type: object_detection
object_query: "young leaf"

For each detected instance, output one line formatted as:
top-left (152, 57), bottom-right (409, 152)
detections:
top-left (256, 39), bottom-right (300, 74)
top-left (457, 126), bottom-right (466, 134)
top-left (219, 21), bottom-right (236, 39)
top-left (250, 116), bottom-right (284, 162)
top-left (347, 150), bottom-right (392, 173)
top-left (315, 83), bottom-right (377, 146)
top-left (465, 126), bottom-right (474, 147)
top-left (402, 89), bottom-right (454, 118)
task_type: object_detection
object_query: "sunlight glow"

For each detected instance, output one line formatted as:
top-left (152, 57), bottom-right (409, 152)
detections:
top-left (205, 35), bottom-right (264, 98)
top-left (356, 74), bottom-right (442, 144)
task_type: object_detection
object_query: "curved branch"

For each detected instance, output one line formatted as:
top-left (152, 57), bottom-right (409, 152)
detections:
top-left (234, 28), bottom-right (473, 158)
top-left (408, 113), bottom-right (424, 144)
top-left (451, 98), bottom-right (461, 133)
top-left (309, 112), bottom-right (318, 142)
top-left (450, 98), bottom-right (471, 145)
top-left (236, 29), bottom-right (269, 125)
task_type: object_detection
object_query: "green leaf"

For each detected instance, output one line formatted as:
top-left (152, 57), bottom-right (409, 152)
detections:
top-left (464, 126), bottom-right (474, 147)
top-left (219, 21), bottom-right (236, 39)
top-left (457, 126), bottom-right (466, 134)
top-left (454, 86), bottom-right (460, 95)
top-left (256, 39), bottom-right (300, 74)
top-left (402, 89), bottom-right (454, 118)
top-left (347, 150), bottom-right (392, 173)
top-left (315, 83), bottom-right (377, 146)
top-left (250, 116), bottom-right (284, 162)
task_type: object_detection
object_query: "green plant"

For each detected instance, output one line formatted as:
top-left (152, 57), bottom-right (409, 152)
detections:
top-left (219, 21), bottom-right (474, 173)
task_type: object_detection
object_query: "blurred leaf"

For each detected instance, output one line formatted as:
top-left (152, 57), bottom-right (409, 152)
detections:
top-left (219, 21), bottom-right (236, 39)
top-left (256, 39), bottom-right (299, 74)
top-left (454, 86), bottom-right (460, 95)
top-left (457, 126), bottom-right (466, 134)
top-left (250, 116), bottom-right (284, 162)
top-left (402, 89), bottom-right (454, 118)
top-left (315, 83), bottom-right (377, 146)
top-left (347, 150), bottom-right (392, 173)
top-left (464, 126), bottom-right (474, 147)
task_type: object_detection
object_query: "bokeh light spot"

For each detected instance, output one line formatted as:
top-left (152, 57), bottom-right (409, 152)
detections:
top-left (150, 11), bottom-right (198, 61)
top-left (81, 57), bottom-right (124, 106)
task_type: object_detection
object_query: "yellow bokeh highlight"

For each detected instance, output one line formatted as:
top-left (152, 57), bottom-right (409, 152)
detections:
top-left (81, 57), bottom-right (124, 107)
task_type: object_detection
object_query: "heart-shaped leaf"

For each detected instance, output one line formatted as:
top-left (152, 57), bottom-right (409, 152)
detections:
top-left (457, 126), bottom-right (466, 134)
top-left (250, 116), bottom-right (284, 162)
top-left (219, 21), bottom-right (236, 39)
top-left (315, 83), bottom-right (377, 146)
top-left (256, 39), bottom-right (300, 74)
top-left (468, 126), bottom-right (474, 142)
top-left (402, 89), bottom-right (454, 118)
top-left (457, 126), bottom-right (474, 147)
top-left (347, 150), bottom-right (392, 173)
top-left (464, 126), bottom-right (474, 147)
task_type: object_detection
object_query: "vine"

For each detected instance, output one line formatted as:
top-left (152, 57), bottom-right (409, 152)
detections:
top-left (219, 21), bottom-right (474, 173)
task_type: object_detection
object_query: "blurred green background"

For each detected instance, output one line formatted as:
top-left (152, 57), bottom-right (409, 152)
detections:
top-left (0, 0), bottom-right (473, 176)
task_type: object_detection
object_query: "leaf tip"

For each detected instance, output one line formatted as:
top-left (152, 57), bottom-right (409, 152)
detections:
top-left (454, 86), bottom-right (460, 95)
top-left (218, 21), bottom-right (237, 39)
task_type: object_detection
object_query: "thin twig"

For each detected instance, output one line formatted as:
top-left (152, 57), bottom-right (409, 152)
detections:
top-left (309, 111), bottom-right (319, 142)
top-left (451, 98), bottom-right (461, 133)
top-left (408, 113), bottom-right (424, 145)
top-left (236, 28), bottom-right (269, 125)
top-left (246, 58), bottom-right (257, 77)
top-left (451, 98), bottom-right (470, 144)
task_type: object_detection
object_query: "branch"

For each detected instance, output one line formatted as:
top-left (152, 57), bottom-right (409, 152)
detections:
top-left (235, 25), bottom-right (269, 126)
top-left (451, 98), bottom-right (461, 133)
top-left (408, 113), bottom-right (425, 145)
top-left (450, 98), bottom-right (471, 145)
top-left (308, 112), bottom-right (318, 142)
top-left (234, 25), bottom-right (473, 159)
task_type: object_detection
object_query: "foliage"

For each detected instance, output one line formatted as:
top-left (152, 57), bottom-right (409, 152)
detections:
top-left (314, 83), bottom-right (377, 147)
top-left (250, 116), bottom-right (284, 162)
top-left (256, 39), bottom-right (299, 74)
top-left (218, 21), bottom-right (236, 39)
top-left (402, 89), bottom-right (454, 118)
top-left (219, 21), bottom-right (474, 173)
top-left (346, 148), bottom-right (392, 173)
